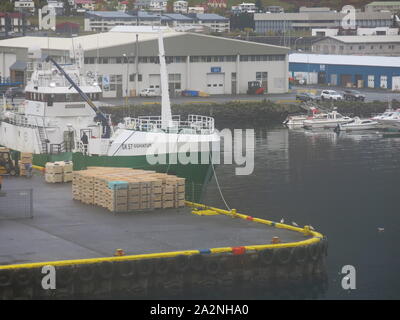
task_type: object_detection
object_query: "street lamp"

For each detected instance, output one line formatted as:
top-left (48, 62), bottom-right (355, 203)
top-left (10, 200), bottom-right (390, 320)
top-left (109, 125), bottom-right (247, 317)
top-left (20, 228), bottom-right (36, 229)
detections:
top-left (294, 37), bottom-right (303, 51)
top-left (123, 53), bottom-right (129, 109)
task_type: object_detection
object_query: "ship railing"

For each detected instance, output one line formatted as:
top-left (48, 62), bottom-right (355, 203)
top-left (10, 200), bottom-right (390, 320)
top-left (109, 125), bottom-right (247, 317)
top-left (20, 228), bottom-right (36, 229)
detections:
top-left (123, 115), bottom-right (215, 134)
top-left (5, 113), bottom-right (31, 128)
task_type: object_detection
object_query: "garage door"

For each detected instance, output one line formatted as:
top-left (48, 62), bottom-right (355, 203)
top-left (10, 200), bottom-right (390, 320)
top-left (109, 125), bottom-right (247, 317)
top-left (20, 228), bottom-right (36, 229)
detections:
top-left (392, 76), bottom-right (400, 91)
top-left (206, 73), bottom-right (224, 95)
top-left (149, 74), bottom-right (161, 94)
top-left (380, 75), bottom-right (387, 89)
top-left (368, 75), bottom-right (375, 88)
top-left (340, 74), bottom-right (352, 87)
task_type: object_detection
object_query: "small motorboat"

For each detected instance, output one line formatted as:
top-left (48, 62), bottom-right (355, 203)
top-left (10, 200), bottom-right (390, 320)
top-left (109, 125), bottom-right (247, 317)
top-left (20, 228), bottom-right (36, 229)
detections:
top-left (335, 117), bottom-right (379, 132)
top-left (375, 109), bottom-right (400, 129)
top-left (303, 110), bottom-right (353, 129)
top-left (283, 107), bottom-right (326, 126)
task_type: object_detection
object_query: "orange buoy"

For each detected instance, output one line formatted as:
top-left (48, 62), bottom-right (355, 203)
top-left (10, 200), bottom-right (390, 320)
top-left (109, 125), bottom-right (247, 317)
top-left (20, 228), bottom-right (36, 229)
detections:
top-left (114, 249), bottom-right (125, 256)
top-left (271, 237), bottom-right (281, 244)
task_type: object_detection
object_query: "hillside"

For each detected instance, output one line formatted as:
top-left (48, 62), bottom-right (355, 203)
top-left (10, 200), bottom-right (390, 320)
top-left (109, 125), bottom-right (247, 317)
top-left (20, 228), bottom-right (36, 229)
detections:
top-left (192, 0), bottom-right (377, 12)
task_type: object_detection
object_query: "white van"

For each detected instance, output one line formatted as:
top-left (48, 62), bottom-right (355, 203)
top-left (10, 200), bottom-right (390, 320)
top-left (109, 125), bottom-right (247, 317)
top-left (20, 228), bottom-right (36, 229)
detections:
top-left (139, 88), bottom-right (158, 97)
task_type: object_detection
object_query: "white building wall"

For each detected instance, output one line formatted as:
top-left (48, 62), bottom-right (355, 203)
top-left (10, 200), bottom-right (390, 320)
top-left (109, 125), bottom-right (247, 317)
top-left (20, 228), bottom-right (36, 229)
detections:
top-left (238, 60), bottom-right (288, 93)
top-left (0, 53), bottom-right (16, 80)
top-left (82, 58), bottom-right (288, 97)
top-left (312, 28), bottom-right (339, 36)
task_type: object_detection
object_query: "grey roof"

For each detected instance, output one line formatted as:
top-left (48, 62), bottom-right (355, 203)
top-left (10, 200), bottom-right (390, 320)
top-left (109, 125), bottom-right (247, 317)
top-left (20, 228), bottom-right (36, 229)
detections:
top-left (195, 13), bottom-right (229, 21)
top-left (84, 32), bottom-right (289, 57)
top-left (162, 13), bottom-right (194, 21)
top-left (318, 35), bottom-right (400, 43)
top-left (254, 11), bottom-right (392, 21)
top-left (290, 53), bottom-right (400, 67)
top-left (366, 1), bottom-right (400, 5)
top-left (9, 60), bottom-right (27, 71)
top-left (86, 11), bottom-right (134, 18)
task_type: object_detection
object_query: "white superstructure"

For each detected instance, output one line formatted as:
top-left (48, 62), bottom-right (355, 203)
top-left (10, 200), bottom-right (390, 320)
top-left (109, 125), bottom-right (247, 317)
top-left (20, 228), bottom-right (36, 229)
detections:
top-left (0, 31), bottom-right (220, 159)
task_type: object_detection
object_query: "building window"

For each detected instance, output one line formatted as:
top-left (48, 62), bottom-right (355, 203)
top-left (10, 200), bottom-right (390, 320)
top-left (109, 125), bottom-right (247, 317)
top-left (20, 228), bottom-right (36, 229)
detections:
top-left (256, 72), bottom-right (268, 90)
top-left (168, 73), bottom-right (181, 92)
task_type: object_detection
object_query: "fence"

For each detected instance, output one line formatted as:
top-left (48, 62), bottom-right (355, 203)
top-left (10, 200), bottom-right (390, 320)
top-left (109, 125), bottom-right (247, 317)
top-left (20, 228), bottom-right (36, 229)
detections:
top-left (0, 189), bottom-right (33, 220)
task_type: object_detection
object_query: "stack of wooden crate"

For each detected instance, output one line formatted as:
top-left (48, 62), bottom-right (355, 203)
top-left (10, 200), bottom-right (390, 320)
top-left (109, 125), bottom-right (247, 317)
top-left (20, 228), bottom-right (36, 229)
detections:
top-left (19, 152), bottom-right (33, 176)
top-left (45, 161), bottom-right (74, 183)
top-left (72, 167), bottom-right (186, 213)
top-left (63, 161), bottom-right (73, 182)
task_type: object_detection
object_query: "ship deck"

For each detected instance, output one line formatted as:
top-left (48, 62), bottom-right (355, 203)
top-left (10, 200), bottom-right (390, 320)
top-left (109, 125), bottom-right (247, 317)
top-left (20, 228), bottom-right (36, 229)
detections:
top-left (0, 175), bottom-right (310, 266)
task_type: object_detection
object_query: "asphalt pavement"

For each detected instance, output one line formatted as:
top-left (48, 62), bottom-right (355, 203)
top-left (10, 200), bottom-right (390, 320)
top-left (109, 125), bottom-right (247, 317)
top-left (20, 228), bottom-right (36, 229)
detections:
top-left (9, 86), bottom-right (400, 108)
top-left (99, 86), bottom-right (400, 107)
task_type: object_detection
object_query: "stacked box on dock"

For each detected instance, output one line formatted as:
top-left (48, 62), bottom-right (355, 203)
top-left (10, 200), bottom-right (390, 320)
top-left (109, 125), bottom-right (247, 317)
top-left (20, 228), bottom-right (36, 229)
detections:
top-left (127, 178), bottom-right (140, 211)
top-left (107, 181), bottom-right (129, 212)
top-left (19, 152), bottom-right (33, 176)
top-left (147, 173), bottom-right (185, 208)
top-left (45, 162), bottom-right (63, 183)
top-left (71, 167), bottom-right (185, 212)
top-left (72, 172), bottom-right (81, 200)
top-left (63, 161), bottom-right (73, 182)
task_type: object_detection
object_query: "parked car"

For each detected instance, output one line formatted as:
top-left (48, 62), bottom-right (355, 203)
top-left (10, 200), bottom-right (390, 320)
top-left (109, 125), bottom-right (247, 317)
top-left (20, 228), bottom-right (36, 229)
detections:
top-left (320, 90), bottom-right (343, 101)
top-left (296, 92), bottom-right (320, 102)
top-left (343, 90), bottom-right (366, 101)
top-left (5, 87), bottom-right (24, 99)
top-left (139, 88), bottom-right (158, 97)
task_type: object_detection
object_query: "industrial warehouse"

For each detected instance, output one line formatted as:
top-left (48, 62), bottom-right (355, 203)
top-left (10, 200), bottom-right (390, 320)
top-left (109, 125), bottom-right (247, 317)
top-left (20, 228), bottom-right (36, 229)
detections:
top-left (0, 26), bottom-right (289, 98)
top-left (289, 53), bottom-right (400, 90)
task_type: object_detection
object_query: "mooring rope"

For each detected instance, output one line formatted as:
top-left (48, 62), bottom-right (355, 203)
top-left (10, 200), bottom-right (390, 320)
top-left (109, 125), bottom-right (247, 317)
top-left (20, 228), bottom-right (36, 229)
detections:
top-left (210, 151), bottom-right (231, 211)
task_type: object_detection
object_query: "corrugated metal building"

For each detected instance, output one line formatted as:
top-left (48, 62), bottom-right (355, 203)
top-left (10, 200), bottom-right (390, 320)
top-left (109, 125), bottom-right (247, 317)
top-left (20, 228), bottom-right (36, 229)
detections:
top-left (0, 27), bottom-right (290, 97)
top-left (289, 53), bottom-right (400, 90)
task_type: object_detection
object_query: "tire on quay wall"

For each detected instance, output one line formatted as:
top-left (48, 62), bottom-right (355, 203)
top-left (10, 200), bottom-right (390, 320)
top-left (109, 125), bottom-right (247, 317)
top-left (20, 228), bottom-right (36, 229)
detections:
top-left (308, 241), bottom-right (322, 262)
top-left (57, 266), bottom-right (75, 287)
top-left (294, 246), bottom-right (309, 265)
top-left (136, 259), bottom-right (154, 277)
top-left (97, 261), bottom-right (114, 280)
top-left (154, 258), bottom-right (171, 276)
top-left (14, 268), bottom-right (33, 287)
top-left (258, 248), bottom-right (276, 266)
top-left (0, 269), bottom-right (13, 287)
top-left (276, 247), bottom-right (294, 265)
top-left (117, 260), bottom-right (136, 278)
top-left (173, 255), bottom-right (190, 273)
top-left (190, 254), bottom-right (205, 272)
top-left (204, 255), bottom-right (223, 275)
top-left (77, 264), bottom-right (95, 282)
top-left (320, 237), bottom-right (328, 257)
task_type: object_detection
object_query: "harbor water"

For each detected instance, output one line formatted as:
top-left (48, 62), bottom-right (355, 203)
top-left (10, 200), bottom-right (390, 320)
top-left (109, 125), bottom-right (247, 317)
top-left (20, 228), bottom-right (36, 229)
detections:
top-left (203, 125), bottom-right (400, 299)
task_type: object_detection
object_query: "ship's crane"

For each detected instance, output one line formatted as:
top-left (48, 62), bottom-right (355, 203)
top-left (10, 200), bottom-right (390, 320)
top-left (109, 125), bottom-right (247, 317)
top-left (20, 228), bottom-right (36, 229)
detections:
top-left (45, 56), bottom-right (111, 138)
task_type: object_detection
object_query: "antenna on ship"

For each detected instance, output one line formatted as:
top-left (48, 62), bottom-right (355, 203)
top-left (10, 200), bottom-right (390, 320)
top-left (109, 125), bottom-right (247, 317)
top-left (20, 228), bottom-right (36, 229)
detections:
top-left (158, 28), bottom-right (173, 130)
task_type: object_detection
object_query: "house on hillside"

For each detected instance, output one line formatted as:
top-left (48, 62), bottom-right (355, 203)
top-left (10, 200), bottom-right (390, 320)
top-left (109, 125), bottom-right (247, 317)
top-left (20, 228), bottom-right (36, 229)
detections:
top-left (207, 0), bottom-right (227, 9)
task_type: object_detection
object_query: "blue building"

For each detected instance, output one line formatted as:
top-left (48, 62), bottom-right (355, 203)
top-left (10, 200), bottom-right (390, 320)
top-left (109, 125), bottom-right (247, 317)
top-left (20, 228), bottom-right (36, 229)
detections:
top-left (289, 53), bottom-right (400, 90)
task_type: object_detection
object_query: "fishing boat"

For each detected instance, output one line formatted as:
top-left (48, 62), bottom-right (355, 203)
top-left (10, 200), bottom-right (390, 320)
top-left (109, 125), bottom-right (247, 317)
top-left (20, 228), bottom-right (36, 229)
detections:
top-left (303, 110), bottom-right (353, 129)
top-left (335, 117), bottom-right (380, 132)
top-left (0, 31), bottom-right (220, 199)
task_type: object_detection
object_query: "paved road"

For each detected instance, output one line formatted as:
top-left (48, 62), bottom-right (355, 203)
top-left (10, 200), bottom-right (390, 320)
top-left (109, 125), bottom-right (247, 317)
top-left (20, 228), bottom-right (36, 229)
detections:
top-left (9, 86), bottom-right (400, 107)
top-left (99, 86), bottom-right (400, 106)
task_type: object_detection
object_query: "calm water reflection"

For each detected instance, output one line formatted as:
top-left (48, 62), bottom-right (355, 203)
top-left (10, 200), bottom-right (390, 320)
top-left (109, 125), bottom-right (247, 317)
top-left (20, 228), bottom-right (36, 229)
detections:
top-left (203, 126), bottom-right (400, 299)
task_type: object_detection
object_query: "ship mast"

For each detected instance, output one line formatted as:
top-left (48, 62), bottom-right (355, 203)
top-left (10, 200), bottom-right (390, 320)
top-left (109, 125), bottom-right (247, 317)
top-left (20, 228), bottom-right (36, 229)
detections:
top-left (158, 30), bottom-right (173, 130)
